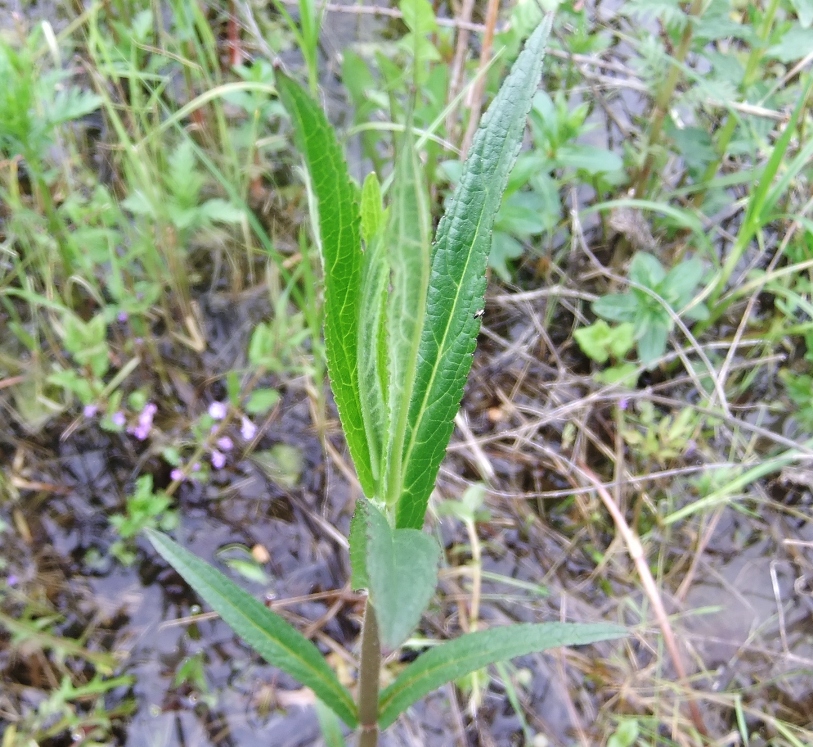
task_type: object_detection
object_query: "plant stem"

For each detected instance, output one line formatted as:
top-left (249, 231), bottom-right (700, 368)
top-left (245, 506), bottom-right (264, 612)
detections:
top-left (357, 599), bottom-right (381, 747)
top-left (631, 0), bottom-right (704, 200)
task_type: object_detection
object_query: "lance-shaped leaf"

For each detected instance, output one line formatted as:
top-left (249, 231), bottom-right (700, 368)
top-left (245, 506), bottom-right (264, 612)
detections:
top-left (275, 71), bottom-right (375, 498)
top-left (378, 621), bottom-right (625, 728)
top-left (382, 124), bottom-right (433, 509)
top-left (358, 175), bottom-right (390, 487)
top-left (145, 529), bottom-right (358, 728)
top-left (396, 17), bottom-right (553, 528)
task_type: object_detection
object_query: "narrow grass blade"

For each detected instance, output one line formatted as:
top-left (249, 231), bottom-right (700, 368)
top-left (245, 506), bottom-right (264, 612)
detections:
top-left (396, 17), bottom-right (552, 528)
top-left (275, 71), bottom-right (375, 498)
top-left (383, 124), bottom-right (433, 508)
top-left (663, 449), bottom-right (803, 524)
top-left (145, 529), bottom-right (358, 728)
top-left (377, 621), bottom-right (625, 728)
top-left (707, 76), bottom-right (813, 310)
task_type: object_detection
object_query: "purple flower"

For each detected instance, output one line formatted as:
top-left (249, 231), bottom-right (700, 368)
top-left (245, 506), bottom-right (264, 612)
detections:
top-left (129, 402), bottom-right (157, 441)
top-left (6, 575), bottom-right (18, 587)
top-left (170, 468), bottom-right (185, 482)
top-left (618, 398), bottom-right (629, 411)
top-left (240, 416), bottom-right (257, 440)
top-left (216, 436), bottom-right (233, 452)
top-left (83, 404), bottom-right (98, 418)
top-left (192, 462), bottom-right (201, 472)
top-left (210, 450), bottom-right (226, 469)
top-left (111, 411), bottom-right (126, 428)
top-left (117, 311), bottom-right (129, 323)
top-left (208, 401), bottom-right (227, 420)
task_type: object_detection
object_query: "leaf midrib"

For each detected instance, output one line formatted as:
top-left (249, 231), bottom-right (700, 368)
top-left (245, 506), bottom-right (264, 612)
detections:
top-left (399, 126), bottom-right (516, 499)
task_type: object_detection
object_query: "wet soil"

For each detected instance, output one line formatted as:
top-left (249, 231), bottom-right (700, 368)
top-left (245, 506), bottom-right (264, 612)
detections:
top-left (3, 285), bottom-right (813, 745)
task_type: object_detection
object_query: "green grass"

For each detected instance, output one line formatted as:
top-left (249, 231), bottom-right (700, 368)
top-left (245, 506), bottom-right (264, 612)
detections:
top-left (2, 0), bottom-right (813, 745)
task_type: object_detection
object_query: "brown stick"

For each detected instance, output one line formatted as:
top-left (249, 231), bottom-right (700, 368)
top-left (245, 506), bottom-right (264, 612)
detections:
top-left (445, 0), bottom-right (477, 142)
top-left (577, 463), bottom-right (708, 736)
top-left (460, 0), bottom-right (501, 157)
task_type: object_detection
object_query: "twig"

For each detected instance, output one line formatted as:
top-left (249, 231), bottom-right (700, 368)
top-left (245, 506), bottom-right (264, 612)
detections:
top-left (460, 0), bottom-right (501, 157)
top-left (278, 0), bottom-right (490, 32)
top-left (446, 0), bottom-right (477, 142)
top-left (576, 463), bottom-right (708, 736)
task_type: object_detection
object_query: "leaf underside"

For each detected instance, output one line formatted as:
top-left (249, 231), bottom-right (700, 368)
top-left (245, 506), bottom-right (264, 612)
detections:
top-left (378, 621), bottom-right (625, 728)
top-left (396, 16), bottom-right (553, 528)
top-left (145, 529), bottom-right (358, 728)
top-left (275, 70), bottom-right (376, 498)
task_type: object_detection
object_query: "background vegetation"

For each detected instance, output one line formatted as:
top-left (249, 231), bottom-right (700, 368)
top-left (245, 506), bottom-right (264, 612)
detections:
top-left (1, 0), bottom-right (812, 745)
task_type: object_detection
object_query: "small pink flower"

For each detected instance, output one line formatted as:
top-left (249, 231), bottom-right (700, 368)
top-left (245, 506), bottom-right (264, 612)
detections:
top-left (216, 436), bottom-right (234, 451)
top-left (117, 311), bottom-right (129, 323)
top-left (240, 416), bottom-right (257, 440)
top-left (192, 462), bottom-right (201, 471)
top-left (208, 401), bottom-right (228, 420)
top-left (130, 402), bottom-right (157, 440)
top-left (111, 411), bottom-right (126, 428)
top-left (170, 468), bottom-right (185, 482)
top-left (83, 404), bottom-right (98, 418)
top-left (210, 450), bottom-right (226, 469)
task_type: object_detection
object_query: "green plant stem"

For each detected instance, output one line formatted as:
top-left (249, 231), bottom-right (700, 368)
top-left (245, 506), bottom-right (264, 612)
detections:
top-left (631, 0), bottom-right (704, 200)
top-left (692, 0), bottom-right (781, 205)
top-left (357, 599), bottom-right (381, 747)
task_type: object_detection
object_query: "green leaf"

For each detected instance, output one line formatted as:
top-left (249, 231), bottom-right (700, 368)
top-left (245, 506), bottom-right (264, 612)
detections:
top-left (489, 232), bottom-right (524, 282)
top-left (629, 252), bottom-right (665, 288)
top-left (574, 321), bottom-right (634, 364)
top-left (251, 444), bottom-right (304, 488)
top-left (556, 144), bottom-right (623, 174)
top-left (378, 622), bottom-right (625, 728)
top-left (245, 387), bottom-right (281, 415)
top-left (791, 0), bottom-right (813, 27)
top-left (636, 321), bottom-right (669, 367)
top-left (395, 17), bottom-right (553, 529)
top-left (400, 0), bottom-right (437, 34)
top-left (49, 87), bottom-right (103, 125)
top-left (202, 198), bottom-right (245, 224)
top-left (348, 500), bottom-right (370, 591)
top-left (363, 500), bottom-right (439, 649)
top-left (145, 529), bottom-right (358, 727)
top-left (662, 258), bottom-right (703, 307)
top-left (358, 231), bottom-right (389, 487)
top-left (315, 698), bottom-right (347, 747)
top-left (608, 719), bottom-right (640, 747)
top-left (594, 362), bottom-right (639, 385)
top-left (275, 71), bottom-right (375, 498)
top-left (360, 171), bottom-right (386, 246)
top-left (593, 293), bottom-right (638, 323)
top-left (383, 123), bottom-right (433, 509)
top-left (767, 27), bottom-right (813, 62)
